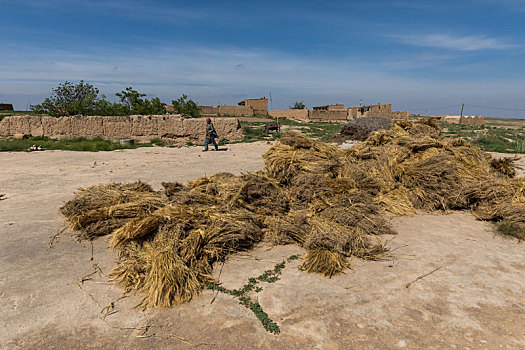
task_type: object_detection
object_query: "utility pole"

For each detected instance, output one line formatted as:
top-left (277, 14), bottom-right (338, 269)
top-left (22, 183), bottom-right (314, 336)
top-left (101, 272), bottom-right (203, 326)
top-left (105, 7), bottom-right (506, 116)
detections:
top-left (269, 92), bottom-right (272, 111)
top-left (459, 103), bottom-right (464, 126)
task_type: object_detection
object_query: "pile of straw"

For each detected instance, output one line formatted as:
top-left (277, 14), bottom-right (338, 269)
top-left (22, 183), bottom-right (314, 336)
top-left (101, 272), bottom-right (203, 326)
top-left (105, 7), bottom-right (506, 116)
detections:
top-left (61, 120), bottom-right (524, 308)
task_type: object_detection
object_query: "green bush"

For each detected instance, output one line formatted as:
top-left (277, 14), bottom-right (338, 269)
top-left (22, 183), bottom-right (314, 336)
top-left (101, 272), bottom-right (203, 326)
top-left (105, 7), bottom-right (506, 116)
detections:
top-left (150, 138), bottom-right (165, 146)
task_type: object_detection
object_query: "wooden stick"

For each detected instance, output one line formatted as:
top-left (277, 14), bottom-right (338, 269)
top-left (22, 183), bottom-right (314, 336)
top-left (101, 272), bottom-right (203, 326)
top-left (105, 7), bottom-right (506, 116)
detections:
top-left (405, 266), bottom-right (442, 288)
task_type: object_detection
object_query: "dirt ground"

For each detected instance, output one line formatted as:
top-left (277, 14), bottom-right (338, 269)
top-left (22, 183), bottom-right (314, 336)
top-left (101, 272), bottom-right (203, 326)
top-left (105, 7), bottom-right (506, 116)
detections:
top-left (1, 144), bottom-right (524, 350)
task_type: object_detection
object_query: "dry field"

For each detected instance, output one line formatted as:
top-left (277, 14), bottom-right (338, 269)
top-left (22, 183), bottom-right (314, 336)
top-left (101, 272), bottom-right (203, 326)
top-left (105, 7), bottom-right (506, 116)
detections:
top-left (1, 144), bottom-right (524, 349)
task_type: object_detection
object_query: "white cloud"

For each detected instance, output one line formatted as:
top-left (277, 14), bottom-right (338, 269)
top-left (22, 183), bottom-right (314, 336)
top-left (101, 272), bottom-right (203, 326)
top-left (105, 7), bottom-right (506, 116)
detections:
top-left (391, 34), bottom-right (517, 51)
top-left (1, 44), bottom-right (525, 117)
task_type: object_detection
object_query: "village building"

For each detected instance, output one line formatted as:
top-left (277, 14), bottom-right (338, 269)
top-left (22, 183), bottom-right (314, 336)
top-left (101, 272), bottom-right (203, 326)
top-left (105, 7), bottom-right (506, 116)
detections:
top-left (270, 102), bottom-right (409, 122)
top-left (0, 103), bottom-right (14, 111)
top-left (197, 97), bottom-right (269, 117)
top-left (238, 97), bottom-right (268, 115)
top-left (312, 104), bottom-right (345, 111)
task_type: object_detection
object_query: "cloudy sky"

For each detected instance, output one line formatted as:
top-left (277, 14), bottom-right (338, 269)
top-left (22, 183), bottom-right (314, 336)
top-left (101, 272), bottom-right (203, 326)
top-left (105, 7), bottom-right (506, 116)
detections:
top-left (1, 0), bottom-right (525, 117)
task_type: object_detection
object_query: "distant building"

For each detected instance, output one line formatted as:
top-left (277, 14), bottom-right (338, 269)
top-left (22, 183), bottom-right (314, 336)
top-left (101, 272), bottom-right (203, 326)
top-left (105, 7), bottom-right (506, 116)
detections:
top-left (313, 104), bottom-right (345, 111)
top-left (0, 103), bottom-right (14, 111)
top-left (197, 97), bottom-right (268, 117)
top-left (436, 115), bottom-right (485, 125)
top-left (269, 102), bottom-right (409, 122)
top-left (347, 103), bottom-right (409, 120)
top-left (238, 97), bottom-right (268, 115)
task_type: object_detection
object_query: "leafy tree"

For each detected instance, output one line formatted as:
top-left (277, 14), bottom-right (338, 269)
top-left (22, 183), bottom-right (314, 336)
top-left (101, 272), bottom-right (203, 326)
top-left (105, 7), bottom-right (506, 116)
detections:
top-left (290, 101), bottom-right (306, 109)
top-left (93, 97), bottom-right (128, 116)
top-left (116, 87), bottom-right (146, 113)
top-left (30, 81), bottom-right (102, 116)
top-left (115, 87), bottom-right (165, 115)
top-left (171, 94), bottom-right (200, 117)
top-left (31, 82), bottom-right (166, 116)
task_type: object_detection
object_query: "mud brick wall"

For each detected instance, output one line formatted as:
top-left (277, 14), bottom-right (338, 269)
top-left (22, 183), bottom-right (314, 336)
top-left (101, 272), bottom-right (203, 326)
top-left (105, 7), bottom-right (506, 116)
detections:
top-left (440, 116), bottom-right (485, 125)
top-left (200, 106), bottom-right (220, 116)
top-left (242, 99), bottom-right (268, 115)
top-left (218, 105), bottom-right (254, 117)
top-left (309, 109), bottom-right (349, 122)
top-left (268, 109), bottom-right (310, 121)
top-left (0, 115), bottom-right (244, 145)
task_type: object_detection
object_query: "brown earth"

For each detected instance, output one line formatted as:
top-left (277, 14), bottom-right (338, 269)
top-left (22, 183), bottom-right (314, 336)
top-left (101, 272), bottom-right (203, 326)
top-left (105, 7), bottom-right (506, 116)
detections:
top-left (1, 144), bottom-right (524, 350)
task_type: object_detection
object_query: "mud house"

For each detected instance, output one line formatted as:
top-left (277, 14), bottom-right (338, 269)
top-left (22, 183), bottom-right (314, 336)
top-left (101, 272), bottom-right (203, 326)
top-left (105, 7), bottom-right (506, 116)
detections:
top-left (0, 103), bottom-right (14, 111)
top-left (270, 103), bottom-right (409, 122)
top-left (309, 104), bottom-right (348, 121)
top-left (347, 103), bottom-right (409, 120)
top-left (199, 97), bottom-right (268, 117)
top-left (312, 104), bottom-right (345, 111)
top-left (238, 97), bottom-right (268, 115)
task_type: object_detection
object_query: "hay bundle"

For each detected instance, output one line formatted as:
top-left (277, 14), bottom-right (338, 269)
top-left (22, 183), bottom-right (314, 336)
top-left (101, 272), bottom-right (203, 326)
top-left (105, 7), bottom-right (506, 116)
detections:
top-left (61, 121), bottom-right (524, 308)
top-left (340, 116), bottom-right (393, 141)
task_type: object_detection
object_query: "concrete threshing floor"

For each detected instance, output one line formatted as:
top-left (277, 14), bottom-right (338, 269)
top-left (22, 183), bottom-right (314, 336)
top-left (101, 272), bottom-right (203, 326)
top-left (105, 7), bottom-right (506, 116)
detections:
top-left (1, 144), bottom-right (524, 349)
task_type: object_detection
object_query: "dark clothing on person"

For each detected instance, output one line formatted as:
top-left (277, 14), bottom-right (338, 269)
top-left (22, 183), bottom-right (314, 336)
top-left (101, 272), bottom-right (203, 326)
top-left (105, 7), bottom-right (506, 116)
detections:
top-left (204, 122), bottom-right (219, 151)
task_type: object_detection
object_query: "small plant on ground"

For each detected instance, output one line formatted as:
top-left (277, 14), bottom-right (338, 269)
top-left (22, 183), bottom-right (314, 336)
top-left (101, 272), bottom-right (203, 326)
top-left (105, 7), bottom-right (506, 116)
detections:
top-left (495, 220), bottom-right (524, 241)
top-left (207, 255), bottom-right (300, 334)
top-left (150, 138), bottom-right (164, 146)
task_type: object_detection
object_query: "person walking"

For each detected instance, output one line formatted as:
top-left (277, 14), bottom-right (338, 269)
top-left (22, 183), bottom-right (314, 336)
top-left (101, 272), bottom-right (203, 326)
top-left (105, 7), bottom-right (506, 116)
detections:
top-left (203, 117), bottom-right (219, 151)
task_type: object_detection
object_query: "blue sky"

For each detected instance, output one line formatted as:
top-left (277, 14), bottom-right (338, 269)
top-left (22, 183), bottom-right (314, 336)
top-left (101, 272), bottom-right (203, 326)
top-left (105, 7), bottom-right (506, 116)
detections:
top-left (1, 0), bottom-right (525, 117)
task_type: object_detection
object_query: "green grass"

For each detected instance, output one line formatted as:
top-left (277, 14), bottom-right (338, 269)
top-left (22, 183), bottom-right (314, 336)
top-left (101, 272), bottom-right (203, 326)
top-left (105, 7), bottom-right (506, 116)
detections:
top-left (241, 118), bottom-right (343, 143)
top-left (149, 137), bottom-right (165, 146)
top-left (0, 136), bottom-right (154, 152)
top-left (441, 123), bottom-right (525, 153)
top-left (241, 121), bottom-right (281, 143)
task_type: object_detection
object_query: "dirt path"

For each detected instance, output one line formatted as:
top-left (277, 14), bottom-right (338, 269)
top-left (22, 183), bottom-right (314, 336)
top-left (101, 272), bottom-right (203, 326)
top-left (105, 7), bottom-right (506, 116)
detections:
top-left (1, 144), bottom-right (524, 349)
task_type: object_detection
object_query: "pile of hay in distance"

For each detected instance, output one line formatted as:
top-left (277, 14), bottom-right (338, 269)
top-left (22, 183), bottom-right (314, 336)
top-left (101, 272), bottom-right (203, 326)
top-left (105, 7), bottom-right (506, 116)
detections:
top-left (61, 120), bottom-right (524, 309)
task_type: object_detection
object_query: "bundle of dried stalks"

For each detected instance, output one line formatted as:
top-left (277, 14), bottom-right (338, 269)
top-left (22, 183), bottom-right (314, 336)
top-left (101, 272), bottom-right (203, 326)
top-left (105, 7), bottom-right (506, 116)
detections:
top-left (60, 121), bottom-right (524, 308)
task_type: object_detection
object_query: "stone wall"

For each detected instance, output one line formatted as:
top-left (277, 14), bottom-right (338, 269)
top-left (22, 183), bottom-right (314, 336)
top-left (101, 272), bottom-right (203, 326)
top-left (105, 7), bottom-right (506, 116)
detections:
top-left (268, 109), bottom-right (309, 121)
top-left (0, 115), bottom-right (244, 145)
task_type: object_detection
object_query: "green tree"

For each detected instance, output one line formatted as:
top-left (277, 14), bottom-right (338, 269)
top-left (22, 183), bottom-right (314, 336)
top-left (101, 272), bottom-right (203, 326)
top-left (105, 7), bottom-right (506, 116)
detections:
top-left (171, 94), bottom-right (200, 117)
top-left (290, 101), bottom-right (306, 109)
top-left (30, 81), bottom-right (102, 116)
top-left (30, 82), bottom-right (167, 116)
top-left (116, 87), bottom-right (165, 115)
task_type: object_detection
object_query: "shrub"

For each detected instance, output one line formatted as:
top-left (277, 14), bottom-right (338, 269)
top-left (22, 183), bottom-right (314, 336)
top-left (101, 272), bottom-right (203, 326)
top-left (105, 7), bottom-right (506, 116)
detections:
top-left (150, 138), bottom-right (165, 146)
